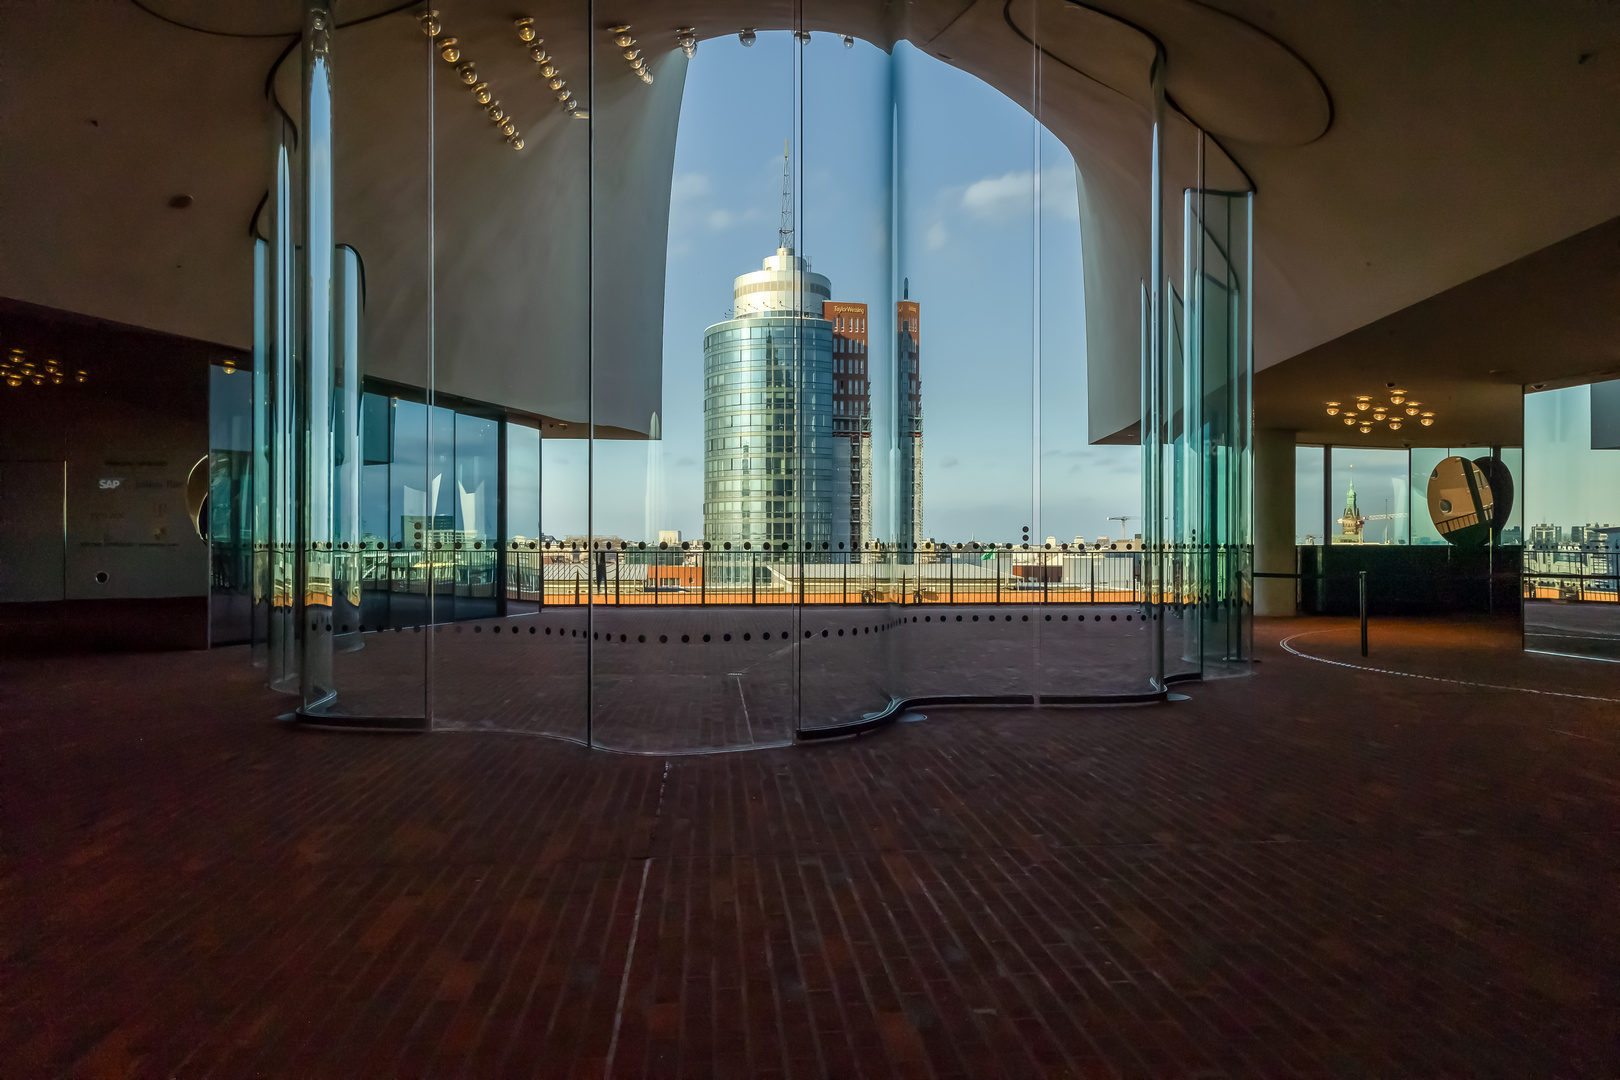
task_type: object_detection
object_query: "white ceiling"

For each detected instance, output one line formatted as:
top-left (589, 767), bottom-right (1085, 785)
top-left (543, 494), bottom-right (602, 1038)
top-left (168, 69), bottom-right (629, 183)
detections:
top-left (2, 0), bottom-right (1617, 442)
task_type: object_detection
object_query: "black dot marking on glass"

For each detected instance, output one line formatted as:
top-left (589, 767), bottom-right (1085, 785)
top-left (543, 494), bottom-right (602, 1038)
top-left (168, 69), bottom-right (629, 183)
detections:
top-left (925, 616), bottom-right (931, 622)
top-left (703, 634), bottom-right (711, 642)
top-left (1111, 615), bottom-right (1118, 621)
top-left (659, 635), bottom-right (668, 643)
top-left (545, 627), bottom-right (552, 634)
top-left (1126, 615), bottom-right (1132, 621)
top-left (475, 626), bottom-right (482, 633)
top-left (762, 632), bottom-right (770, 640)
top-left (956, 615), bottom-right (962, 621)
top-left (743, 633), bottom-right (750, 641)
top-left (638, 635), bottom-right (646, 643)
top-left (681, 634), bottom-right (690, 643)
top-left (972, 615), bottom-right (979, 622)
top-left (781, 630), bottom-right (788, 638)
top-left (1095, 615), bottom-right (1102, 621)
top-left (1044, 615), bottom-right (1051, 621)
top-left (821, 629), bottom-right (828, 637)
top-left (1022, 615), bottom-right (1028, 621)
top-left (838, 629), bottom-right (844, 636)
top-left (1062, 615), bottom-right (1068, 622)
top-left (529, 626), bottom-right (536, 633)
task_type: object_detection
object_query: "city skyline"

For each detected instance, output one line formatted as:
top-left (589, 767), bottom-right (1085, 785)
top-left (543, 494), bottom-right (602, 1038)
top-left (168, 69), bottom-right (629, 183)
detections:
top-left (542, 31), bottom-right (1137, 545)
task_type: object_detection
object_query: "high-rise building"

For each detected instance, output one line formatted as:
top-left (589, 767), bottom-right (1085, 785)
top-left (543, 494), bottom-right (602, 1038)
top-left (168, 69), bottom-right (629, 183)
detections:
top-left (701, 245), bottom-right (835, 548)
top-left (824, 300), bottom-right (872, 553)
top-left (895, 284), bottom-right (924, 551)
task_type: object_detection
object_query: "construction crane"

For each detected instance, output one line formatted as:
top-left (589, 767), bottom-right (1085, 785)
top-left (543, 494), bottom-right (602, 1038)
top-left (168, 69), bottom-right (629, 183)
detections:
top-left (1108, 515), bottom-right (1139, 541)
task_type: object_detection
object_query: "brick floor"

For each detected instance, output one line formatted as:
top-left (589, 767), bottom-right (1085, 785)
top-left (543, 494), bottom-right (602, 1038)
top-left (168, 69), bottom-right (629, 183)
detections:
top-left (3, 616), bottom-right (1618, 1077)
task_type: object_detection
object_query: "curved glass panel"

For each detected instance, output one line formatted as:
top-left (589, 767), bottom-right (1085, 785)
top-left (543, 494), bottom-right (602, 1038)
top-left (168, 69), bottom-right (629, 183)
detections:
top-left (249, 2), bottom-right (1262, 747)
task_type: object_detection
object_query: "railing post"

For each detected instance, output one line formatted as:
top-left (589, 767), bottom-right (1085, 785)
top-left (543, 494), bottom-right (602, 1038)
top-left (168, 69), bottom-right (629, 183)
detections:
top-left (949, 553), bottom-right (954, 603)
top-left (1359, 569), bottom-right (1369, 657)
top-left (752, 552), bottom-right (757, 605)
top-left (702, 546), bottom-right (707, 606)
top-left (995, 550), bottom-right (1001, 605)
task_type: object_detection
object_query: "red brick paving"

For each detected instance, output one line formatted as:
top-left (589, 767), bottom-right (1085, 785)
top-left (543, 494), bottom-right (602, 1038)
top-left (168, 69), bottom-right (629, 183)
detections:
top-left (3, 616), bottom-right (1618, 1077)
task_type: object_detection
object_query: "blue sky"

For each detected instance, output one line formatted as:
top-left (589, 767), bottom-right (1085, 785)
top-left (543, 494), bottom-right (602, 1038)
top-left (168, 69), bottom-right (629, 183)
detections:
top-left (558, 32), bottom-right (1140, 543)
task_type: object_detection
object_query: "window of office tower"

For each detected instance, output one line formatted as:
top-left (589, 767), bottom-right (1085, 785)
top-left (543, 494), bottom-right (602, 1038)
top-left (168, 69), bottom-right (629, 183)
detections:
top-left (575, 31), bottom-right (1137, 554)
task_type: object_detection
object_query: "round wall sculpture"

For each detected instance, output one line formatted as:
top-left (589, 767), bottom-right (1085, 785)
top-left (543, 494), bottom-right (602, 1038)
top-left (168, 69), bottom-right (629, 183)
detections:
top-left (1426, 455), bottom-right (1512, 547)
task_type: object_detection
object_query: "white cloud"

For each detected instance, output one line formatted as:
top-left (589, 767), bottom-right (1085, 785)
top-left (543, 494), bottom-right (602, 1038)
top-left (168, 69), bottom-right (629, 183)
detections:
top-left (925, 222), bottom-right (948, 251)
top-left (957, 167), bottom-right (1079, 223)
top-left (670, 172), bottom-right (711, 201)
top-left (961, 171), bottom-right (1033, 221)
top-left (707, 209), bottom-right (735, 230)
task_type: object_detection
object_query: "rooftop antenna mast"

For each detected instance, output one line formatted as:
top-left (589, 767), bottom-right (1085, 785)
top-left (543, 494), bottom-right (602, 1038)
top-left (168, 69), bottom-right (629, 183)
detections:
top-left (778, 138), bottom-right (793, 253)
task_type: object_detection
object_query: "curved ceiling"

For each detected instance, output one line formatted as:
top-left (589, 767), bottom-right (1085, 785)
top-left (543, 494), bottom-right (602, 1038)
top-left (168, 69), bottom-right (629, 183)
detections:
top-left (4, 0), bottom-right (1619, 447)
top-left (1005, 0), bottom-right (1331, 147)
top-left (133, 0), bottom-right (409, 36)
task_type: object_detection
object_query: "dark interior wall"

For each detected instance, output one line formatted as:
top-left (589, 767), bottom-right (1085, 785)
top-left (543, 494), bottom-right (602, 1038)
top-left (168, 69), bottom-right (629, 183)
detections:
top-left (0, 298), bottom-right (242, 652)
top-left (1298, 544), bottom-right (1523, 617)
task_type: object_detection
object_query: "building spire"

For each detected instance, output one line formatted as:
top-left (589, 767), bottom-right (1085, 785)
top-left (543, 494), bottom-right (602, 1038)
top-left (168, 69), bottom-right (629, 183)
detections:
top-left (778, 138), bottom-right (793, 253)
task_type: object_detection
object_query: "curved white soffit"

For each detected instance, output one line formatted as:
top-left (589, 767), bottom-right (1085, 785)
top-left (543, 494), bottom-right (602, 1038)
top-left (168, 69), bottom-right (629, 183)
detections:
top-left (1005, 0), bottom-right (1332, 148)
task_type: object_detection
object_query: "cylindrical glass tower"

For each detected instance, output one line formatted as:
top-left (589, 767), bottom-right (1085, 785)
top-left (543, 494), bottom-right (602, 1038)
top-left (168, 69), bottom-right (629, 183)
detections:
top-left (702, 248), bottom-right (835, 551)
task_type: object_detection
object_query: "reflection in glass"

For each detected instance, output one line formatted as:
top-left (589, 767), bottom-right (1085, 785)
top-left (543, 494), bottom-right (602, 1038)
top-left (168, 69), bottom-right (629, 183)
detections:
top-left (1523, 382), bottom-right (1620, 660)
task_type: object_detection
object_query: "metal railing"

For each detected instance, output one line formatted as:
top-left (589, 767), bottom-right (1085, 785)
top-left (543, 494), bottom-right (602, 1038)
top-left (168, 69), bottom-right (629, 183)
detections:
top-left (239, 541), bottom-right (1262, 624)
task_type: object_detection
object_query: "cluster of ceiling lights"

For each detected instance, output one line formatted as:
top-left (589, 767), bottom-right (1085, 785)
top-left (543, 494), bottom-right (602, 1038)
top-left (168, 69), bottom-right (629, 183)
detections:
top-left (608, 25), bottom-right (653, 84)
top-left (2, 348), bottom-right (85, 388)
top-left (419, 10), bottom-right (525, 150)
top-left (739, 28), bottom-right (856, 48)
top-left (514, 17), bottom-right (582, 116)
top-left (1325, 390), bottom-right (1434, 433)
top-left (676, 27), bottom-right (697, 59)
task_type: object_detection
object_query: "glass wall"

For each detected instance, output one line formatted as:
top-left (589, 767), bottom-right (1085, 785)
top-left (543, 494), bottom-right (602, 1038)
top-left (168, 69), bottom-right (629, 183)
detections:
top-left (1523, 382), bottom-right (1620, 660)
top-left (1295, 445), bottom-right (1324, 544)
top-left (243, 4), bottom-right (1252, 749)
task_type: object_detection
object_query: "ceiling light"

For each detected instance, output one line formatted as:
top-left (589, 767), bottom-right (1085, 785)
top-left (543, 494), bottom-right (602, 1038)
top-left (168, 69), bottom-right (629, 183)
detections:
top-left (438, 37), bottom-right (460, 63)
top-left (623, 48), bottom-right (640, 62)
top-left (1355, 398), bottom-right (1370, 411)
top-left (739, 28), bottom-right (756, 46)
top-left (1389, 390), bottom-right (1406, 403)
top-left (549, 77), bottom-right (565, 91)
top-left (1420, 413), bottom-right (1434, 427)
top-left (514, 17), bottom-right (536, 43)
top-left (794, 30), bottom-right (811, 44)
top-left (1405, 404), bottom-right (1420, 416)
top-left (418, 9), bottom-right (440, 36)
top-left (1325, 401), bottom-right (1340, 415)
top-left (1358, 424), bottom-right (1372, 434)
top-left (507, 134), bottom-right (524, 151)
top-left (471, 81), bottom-right (491, 104)
top-left (1388, 420), bottom-right (1402, 430)
top-left (677, 28), bottom-right (697, 59)
top-left (456, 62), bottom-right (477, 85)
top-left (843, 34), bottom-right (855, 48)
top-left (1342, 416), bottom-right (1356, 426)
top-left (555, 88), bottom-right (571, 101)
top-left (539, 63), bottom-right (557, 77)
